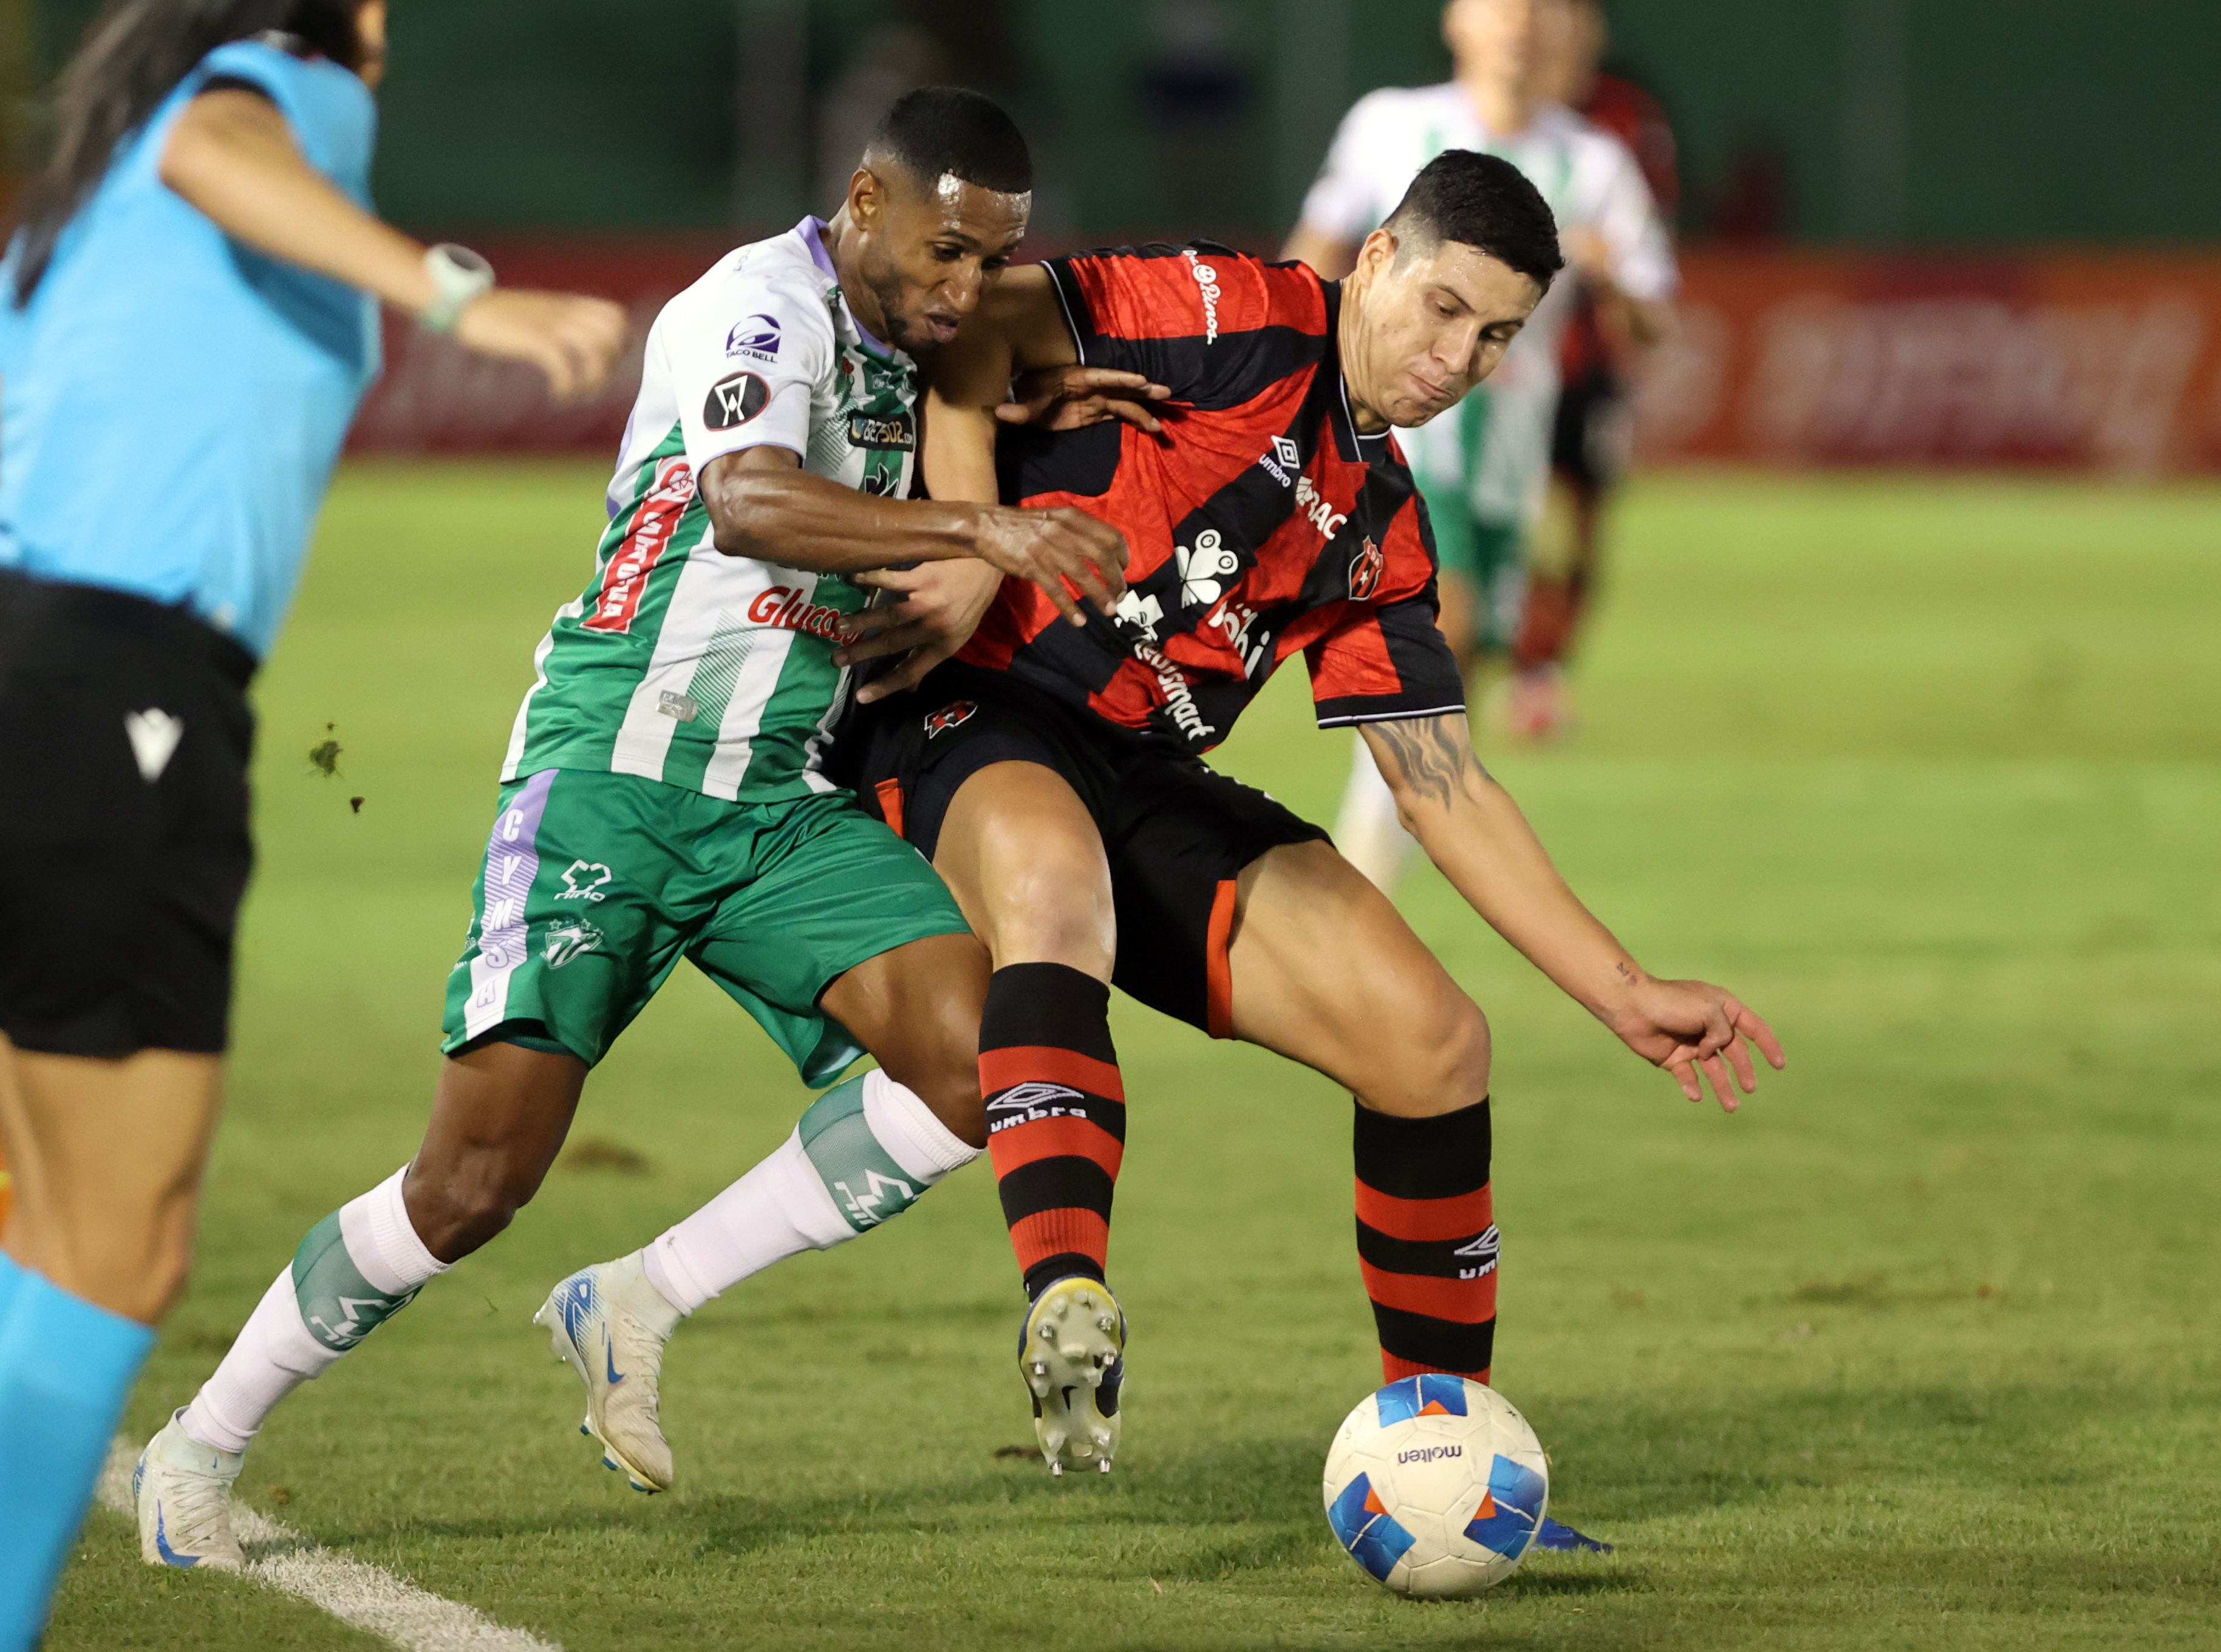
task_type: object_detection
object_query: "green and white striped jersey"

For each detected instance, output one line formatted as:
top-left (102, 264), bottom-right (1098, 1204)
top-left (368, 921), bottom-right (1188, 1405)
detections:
top-left (502, 216), bottom-right (919, 801)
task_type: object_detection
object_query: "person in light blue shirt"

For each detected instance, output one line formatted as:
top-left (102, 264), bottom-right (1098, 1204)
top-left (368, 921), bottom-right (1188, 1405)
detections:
top-left (0, 5), bottom-right (626, 1643)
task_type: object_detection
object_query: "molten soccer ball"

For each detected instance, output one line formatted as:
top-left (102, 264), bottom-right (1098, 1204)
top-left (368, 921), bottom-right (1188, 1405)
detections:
top-left (1322, 1373), bottom-right (1548, 1598)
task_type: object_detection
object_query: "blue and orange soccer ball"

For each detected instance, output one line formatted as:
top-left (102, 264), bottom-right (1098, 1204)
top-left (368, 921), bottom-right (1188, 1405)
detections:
top-left (1322, 1374), bottom-right (1549, 1597)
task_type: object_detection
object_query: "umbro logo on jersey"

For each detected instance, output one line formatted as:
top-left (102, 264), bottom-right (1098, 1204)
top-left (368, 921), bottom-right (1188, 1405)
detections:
top-left (725, 313), bottom-right (782, 358)
top-left (704, 370), bottom-right (769, 429)
top-left (988, 1081), bottom-right (1085, 1112)
top-left (1348, 535), bottom-right (1384, 600)
top-left (1258, 434), bottom-right (1302, 488)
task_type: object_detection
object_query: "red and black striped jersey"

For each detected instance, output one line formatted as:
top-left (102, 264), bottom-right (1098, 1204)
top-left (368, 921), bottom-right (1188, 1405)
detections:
top-left (955, 242), bottom-right (1464, 751)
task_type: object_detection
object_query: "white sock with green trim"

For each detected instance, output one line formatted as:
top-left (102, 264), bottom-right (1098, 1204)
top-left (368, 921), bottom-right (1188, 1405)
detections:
top-left (179, 1165), bottom-right (448, 1455)
top-left (641, 1071), bottom-right (980, 1316)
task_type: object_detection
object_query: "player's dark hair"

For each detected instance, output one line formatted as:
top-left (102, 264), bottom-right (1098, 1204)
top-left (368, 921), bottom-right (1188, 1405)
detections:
top-left (1382, 149), bottom-right (1564, 289)
top-left (867, 86), bottom-right (1032, 196)
top-left (8, 0), bottom-right (371, 305)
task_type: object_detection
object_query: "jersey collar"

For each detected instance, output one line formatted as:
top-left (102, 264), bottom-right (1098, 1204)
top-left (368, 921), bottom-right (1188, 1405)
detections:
top-left (797, 216), bottom-right (898, 361)
top-left (1320, 278), bottom-right (1392, 465)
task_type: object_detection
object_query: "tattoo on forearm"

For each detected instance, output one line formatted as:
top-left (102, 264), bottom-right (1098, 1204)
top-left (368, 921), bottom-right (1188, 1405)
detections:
top-left (1368, 716), bottom-right (1489, 810)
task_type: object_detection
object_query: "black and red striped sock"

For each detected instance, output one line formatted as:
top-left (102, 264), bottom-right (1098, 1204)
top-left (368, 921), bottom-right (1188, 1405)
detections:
top-left (980, 963), bottom-right (1125, 1300)
top-left (1353, 1097), bottom-right (1498, 1383)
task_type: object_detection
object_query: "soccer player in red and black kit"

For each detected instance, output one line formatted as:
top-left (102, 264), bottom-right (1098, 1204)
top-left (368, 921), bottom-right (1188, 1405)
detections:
top-left (833, 149), bottom-right (1783, 1476)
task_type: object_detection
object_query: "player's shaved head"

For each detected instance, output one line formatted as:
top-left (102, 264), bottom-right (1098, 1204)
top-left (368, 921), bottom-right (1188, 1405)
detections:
top-left (833, 89), bottom-right (1033, 357)
top-left (862, 86), bottom-right (1034, 200)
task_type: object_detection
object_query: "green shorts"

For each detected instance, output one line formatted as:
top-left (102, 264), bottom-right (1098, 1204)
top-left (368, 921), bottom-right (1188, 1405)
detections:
top-left (1418, 481), bottom-right (1527, 655)
top-left (442, 768), bottom-right (969, 1085)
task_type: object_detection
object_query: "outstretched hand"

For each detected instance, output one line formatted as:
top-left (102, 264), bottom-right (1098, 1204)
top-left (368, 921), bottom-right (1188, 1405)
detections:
top-left (995, 366), bottom-right (1173, 435)
top-left (969, 505), bottom-right (1128, 627)
top-left (1605, 975), bottom-right (1786, 1112)
top-left (838, 561), bottom-right (1006, 703)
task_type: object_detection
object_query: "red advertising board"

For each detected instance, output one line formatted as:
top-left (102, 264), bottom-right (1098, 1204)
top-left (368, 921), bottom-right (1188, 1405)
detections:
top-left (1634, 248), bottom-right (2221, 474)
top-left (352, 237), bottom-right (2221, 474)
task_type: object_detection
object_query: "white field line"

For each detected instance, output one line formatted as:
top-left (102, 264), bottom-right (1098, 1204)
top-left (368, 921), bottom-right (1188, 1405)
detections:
top-left (98, 1439), bottom-right (561, 1652)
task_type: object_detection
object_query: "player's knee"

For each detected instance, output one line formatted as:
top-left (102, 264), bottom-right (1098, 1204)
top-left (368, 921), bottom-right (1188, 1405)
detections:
top-left (403, 1157), bottom-right (539, 1263)
top-left (1368, 991), bottom-right (1492, 1117)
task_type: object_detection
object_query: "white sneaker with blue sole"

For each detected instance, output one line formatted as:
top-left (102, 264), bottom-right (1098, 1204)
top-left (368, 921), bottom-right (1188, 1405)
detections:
top-left (533, 1251), bottom-right (682, 1493)
top-left (134, 1413), bottom-right (245, 1569)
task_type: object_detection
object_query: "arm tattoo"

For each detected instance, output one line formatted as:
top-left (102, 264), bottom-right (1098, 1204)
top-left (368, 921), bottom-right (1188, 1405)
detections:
top-left (1367, 715), bottom-right (1490, 810)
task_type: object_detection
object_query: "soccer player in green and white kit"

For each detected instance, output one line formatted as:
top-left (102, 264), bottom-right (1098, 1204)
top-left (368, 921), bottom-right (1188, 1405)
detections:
top-left (135, 89), bottom-right (1131, 1561)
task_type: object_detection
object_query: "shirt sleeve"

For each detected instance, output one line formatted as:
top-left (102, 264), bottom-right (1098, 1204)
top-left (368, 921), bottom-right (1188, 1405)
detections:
top-left (1298, 91), bottom-right (1398, 243)
top-left (1043, 244), bottom-right (1326, 409)
top-left (1305, 492), bottom-right (1465, 726)
top-left (667, 261), bottom-right (834, 477)
top-left (1585, 134), bottom-right (1678, 304)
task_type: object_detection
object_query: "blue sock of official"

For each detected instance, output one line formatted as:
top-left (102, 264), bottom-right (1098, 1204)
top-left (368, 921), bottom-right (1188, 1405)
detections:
top-left (0, 1258), bottom-right (157, 1652)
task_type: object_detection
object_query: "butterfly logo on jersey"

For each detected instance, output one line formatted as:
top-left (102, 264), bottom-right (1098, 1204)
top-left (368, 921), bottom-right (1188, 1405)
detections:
top-left (1347, 536), bottom-right (1384, 601)
top-left (923, 699), bottom-right (978, 738)
top-left (1175, 527), bottom-right (1242, 608)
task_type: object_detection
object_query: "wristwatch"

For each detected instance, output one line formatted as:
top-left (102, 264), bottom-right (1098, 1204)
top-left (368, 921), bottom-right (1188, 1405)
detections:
top-left (419, 243), bottom-right (494, 332)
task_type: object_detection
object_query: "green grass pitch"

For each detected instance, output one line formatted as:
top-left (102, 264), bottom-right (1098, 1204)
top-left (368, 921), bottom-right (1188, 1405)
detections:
top-left (46, 466), bottom-right (2221, 1650)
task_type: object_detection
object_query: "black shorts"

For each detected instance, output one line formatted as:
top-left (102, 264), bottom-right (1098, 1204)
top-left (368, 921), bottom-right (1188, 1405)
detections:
top-left (1551, 364), bottom-right (1632, 496)
top-left (0, 572), bottom-right (256, 1057)
top-left (842, 663), bottom-right (1328, 1037)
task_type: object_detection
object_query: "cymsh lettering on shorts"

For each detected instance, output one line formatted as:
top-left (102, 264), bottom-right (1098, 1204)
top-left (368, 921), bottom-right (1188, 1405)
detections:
top-left (465, 768), bottom-right (558, 1039)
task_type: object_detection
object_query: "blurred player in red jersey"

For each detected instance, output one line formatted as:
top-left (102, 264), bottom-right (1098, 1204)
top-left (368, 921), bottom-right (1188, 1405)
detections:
top-left (834, 151), bottom-right (1780, 1479)
top-left (1509, 0), bottom-right (1680, 739)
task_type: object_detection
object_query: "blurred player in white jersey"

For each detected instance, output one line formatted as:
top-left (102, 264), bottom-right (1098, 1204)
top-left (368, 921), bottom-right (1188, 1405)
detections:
top-left (1284, 0), bottom-right (1675, 890)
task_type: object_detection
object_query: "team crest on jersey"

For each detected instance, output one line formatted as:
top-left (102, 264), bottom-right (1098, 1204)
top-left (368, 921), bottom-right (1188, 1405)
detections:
top-left (1347, 536), bottom-right (1384, 601)
top-left (705, 370), bottom-right (769, 429)
top-left (726, 313), bottom-right (782, 359)
top-left (923, 699), bottom-right (978, 738)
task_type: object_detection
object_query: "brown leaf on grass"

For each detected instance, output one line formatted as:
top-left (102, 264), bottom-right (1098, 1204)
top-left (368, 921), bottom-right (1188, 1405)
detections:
top-left (559, 1136), bottom-right (653, 1176)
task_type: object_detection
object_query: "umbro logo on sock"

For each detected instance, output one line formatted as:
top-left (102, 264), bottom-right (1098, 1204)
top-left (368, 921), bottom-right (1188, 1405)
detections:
top-left (988, 1082), bottom-right (1084, 1112)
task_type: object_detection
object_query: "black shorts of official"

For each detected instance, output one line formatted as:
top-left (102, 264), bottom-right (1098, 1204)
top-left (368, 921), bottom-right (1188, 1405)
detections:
top-left (0, 571), bottom-right (256, 1057)
top-left (1551, 363), bottom-right (1632, 496)
top-left (842, 661), bottom-right (1328, 1039)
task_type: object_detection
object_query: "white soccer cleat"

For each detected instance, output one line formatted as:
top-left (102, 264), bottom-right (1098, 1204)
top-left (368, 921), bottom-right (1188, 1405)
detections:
top-left (1018, 1276), bottom-right (1125, 1476)
top-left (134, 1413), bottom-right (245, 1569)
top-left (533, 1252), bottom-right (682, 1494)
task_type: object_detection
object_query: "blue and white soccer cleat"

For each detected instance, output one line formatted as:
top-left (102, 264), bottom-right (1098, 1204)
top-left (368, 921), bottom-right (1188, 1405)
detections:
top-left (533, 1252), bottom-right (683, 1494)
top-left (134, 1413), bottom-right (245, 1569)
top-left (1018, 1275), bottom-right (1125, 1476)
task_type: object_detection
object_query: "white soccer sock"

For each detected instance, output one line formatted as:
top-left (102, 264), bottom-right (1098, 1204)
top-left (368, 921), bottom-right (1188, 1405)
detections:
top-left (180, 1165), bottom-right (449, 1456)
top-left (1334, 734), bottom-right (1416, 893)
top-left (643, 1071), bottom-right (980, 1316)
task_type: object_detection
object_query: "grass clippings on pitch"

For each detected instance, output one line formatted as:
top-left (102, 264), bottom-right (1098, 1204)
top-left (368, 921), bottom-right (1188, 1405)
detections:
top-left (47, 466), bottom-right (2221, 1650)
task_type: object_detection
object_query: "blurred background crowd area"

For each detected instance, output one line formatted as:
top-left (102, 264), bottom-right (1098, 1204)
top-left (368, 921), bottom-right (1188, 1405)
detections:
top-left (5, 0), bottom-right (2219, 470)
